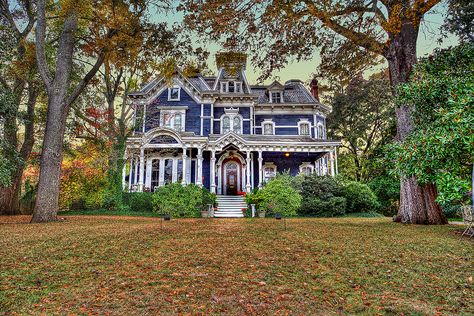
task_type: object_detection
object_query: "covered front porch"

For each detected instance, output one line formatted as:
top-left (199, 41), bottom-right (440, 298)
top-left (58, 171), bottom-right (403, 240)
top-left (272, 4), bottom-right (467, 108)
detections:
top-left (123, 129), bottom-right (340, 194)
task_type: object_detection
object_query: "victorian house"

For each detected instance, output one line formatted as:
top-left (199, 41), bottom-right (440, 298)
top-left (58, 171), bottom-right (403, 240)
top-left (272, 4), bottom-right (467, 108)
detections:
top-left (124, 52), bottom-right (340, 202)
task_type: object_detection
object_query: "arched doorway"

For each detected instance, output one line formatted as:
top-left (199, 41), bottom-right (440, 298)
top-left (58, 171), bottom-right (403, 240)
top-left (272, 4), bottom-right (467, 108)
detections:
top-left (222, 159), bottom-right (242, 195)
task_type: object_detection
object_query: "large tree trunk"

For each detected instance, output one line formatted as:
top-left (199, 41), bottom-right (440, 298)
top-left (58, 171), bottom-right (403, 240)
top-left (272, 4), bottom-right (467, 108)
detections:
top-left (385, 22), bottom-right (447, 224)
top-left (31, 97), bottom-right (68, 222)
top-left (0, 83), bottom-right (37, 214)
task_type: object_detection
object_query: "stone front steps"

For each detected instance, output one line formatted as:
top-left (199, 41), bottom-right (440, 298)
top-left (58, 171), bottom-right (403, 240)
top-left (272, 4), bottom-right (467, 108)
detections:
top-left (214, 195), bottom-right (247, 218)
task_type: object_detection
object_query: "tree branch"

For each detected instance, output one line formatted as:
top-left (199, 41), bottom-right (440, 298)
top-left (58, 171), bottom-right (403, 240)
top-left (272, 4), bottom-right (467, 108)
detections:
top-left (66, 50), bottom-right (106, 107)
top-left (34, 0), bottom-right (52, 90)
top-left (304, 1), bottom-right (386, 55)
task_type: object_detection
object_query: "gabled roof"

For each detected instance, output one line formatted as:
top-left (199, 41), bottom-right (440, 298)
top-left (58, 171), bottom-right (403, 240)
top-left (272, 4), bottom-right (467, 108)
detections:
top-left (267, 80), bottom-right (284, 91)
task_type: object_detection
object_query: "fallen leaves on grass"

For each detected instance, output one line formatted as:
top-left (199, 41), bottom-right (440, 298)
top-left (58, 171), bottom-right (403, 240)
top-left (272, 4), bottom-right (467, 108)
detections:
top-left (0, 216), bottom-right (472, 315)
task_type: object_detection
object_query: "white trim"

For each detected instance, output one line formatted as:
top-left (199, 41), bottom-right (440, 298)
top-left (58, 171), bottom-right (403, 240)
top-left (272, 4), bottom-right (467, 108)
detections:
top-left (269, 91), bottom-right (283, 103)
top-left (223, 160), bottom-right (241, 195)
top-left (262, 119), bottom-right (275, 135)
top-left (299, 162), bottom-right (314, 175)
top-left (298, 120), bottom-right (311, 136)
top-left (160, 109), bottom-right (186, 132)
top-left (167, 86), bottom-right (181, 101)
top-left (220, 112), bottom-right (243, 134)
top-left (263, 162), bottom-right (277, 183)
top-left (317, 122), bottom-right (325, 139)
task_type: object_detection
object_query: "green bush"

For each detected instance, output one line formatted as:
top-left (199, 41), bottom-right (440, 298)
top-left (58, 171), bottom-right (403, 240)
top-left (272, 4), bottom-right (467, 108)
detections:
top-left (342, 181), bottom-right (380, 213)
top-left (152, 183), bottom-right (215, 217)
top-left (299, 175), bottom-right (347, 216)
top-left (302, 195), bottom-right (347, 217)
top-left (123, 192), bottom-right (154, 213)
top-left (250, 174), bottom-right (301, 216)
top-left (367, 176), bottom-right (400, 216)
top-left (441, 203), bottom-right (463, 219)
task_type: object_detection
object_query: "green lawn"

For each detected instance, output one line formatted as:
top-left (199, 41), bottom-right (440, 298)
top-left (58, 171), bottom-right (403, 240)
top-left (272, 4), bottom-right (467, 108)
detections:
top-left (0, 216), bottom-right (472, 315)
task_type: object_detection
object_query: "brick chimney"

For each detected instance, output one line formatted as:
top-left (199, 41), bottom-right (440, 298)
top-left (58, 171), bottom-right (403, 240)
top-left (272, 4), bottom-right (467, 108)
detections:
top-left (310, 77), bottom-right (319, 101)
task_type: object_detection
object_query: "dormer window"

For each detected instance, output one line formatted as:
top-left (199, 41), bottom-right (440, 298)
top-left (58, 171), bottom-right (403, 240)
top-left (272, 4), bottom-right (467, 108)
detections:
top-left (220, 82), bottom-right (228, 93)
top-left (168, 86), bottom-right (180, 101)
top-left (298, 120), bottom-right (311, 136)
top-left (221, 81), bottom-right (242, 93)
top-left (270, 91), bottom-right (282, 103)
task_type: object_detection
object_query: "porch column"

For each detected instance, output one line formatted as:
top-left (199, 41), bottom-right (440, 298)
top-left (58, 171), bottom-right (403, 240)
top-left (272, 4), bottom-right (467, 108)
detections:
top-left (145, 157), bottom-right (152, 189)
top-left (133, 157), bottom-right (139, 185)
top-left (258, 150), bottom-right (263, 188)
top-left (128, 157), bottom-right (133, 191)
top-left (330, 150), bottom-right (335, 177)
top-left (196, 147), bottom-right (203, 187)
top-left (122, 159), bottom-right (127, 190)
top-left (138, 147), bottom-right (145, 191)
top-left (335, 147), bottom-right (339, 175)
top-left (182, 147), bottom-right (187, 185)
top-left (246, 151), bottom-right (251, 192)
top-left (210, 150), bottom-right (216, 193)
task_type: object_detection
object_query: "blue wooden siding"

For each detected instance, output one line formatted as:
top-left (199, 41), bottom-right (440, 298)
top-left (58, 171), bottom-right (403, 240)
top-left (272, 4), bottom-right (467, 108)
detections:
top-left (255, 114), bottom-right (315, 136)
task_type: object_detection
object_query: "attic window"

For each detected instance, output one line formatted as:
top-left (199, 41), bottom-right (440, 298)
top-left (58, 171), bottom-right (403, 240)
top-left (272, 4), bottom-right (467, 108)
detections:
top-left (222, 81), bottom-right (242, 93)
top-left (168, 86), bottom-right (180, 101)
top-left (270, 91), bottom-right (282, 103)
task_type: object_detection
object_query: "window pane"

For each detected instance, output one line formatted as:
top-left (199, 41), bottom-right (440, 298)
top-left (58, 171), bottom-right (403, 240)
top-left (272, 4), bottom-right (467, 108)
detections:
top-left (300, 123), bottom-right (309, 135)
top-left (151, 160), bottom-right (160, 191)
top-left (220, 82), bottom-right (227, 93)
top-left (233, 116), bottom-right (241, 134)
top-left (271, 92), bottom-right (282, 103)
top-left (222, 116), bottom-right (230, 133)
top-left (228, 81), bottom-right (235, 93)
top-left (264, 123), bottom-right (273, 135)
top-left (170, 88), bottom-right (179, 100)
top-left (235, 82), bottom-right (242, 93)
top-left (163, 113), bottom-right (172, 127)
top-left (175, 113), bottom-right (182, 131)
top-left (164, 159), bottom-right (173, 184)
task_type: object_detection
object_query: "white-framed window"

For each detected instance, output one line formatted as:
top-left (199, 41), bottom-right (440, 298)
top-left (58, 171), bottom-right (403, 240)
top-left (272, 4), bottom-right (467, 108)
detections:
top-left (160, 109), bottom-right (186, 131)
top-left (220, 113), bottom-right (243, 134)
top-left (317, 123), bottom-right (325, 139)
top-left (221, 81), bottom-right (243, 93)
top-left (263, 163), bottom-right (277, 183)
top-left (299, 162), bottom-right (314, 176)
top-left (263, 120), bottom-right (275, 135)
top-left (220, 82), bottom-right (228, 93)
top-left (269, 91), bottom-right (283, 103)
top-left (298, 120), bottom-right (311, 136)
top-left (168, 86), bottom-right (181, 101)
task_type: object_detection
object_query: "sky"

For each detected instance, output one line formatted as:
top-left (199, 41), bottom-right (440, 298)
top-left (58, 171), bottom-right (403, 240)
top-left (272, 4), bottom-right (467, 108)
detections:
top-left (154, 2), bottom-right (458, 84)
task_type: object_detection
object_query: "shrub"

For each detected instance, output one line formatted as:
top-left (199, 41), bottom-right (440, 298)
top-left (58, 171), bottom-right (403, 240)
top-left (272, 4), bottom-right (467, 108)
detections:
top-left (367, 176), bottom-right (400, 216)
top-left (152, 183), bottom-right (215, 217)
top-left (250, 174), bottom-right (301, 216)
top-left (302, 195), bottom-right (347, 217)
top-left (123, 192), bottom-right (154, 213)
top-left (342, 181), bottom-right (380, 213)
top-left (299, 175), bottom-right (347, 216)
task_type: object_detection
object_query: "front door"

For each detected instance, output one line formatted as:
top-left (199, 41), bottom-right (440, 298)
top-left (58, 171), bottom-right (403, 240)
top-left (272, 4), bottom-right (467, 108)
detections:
top-left (226, 162), bottom-right (238, 195)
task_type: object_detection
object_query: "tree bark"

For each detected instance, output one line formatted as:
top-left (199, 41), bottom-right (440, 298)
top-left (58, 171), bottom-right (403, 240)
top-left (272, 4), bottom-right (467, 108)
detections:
top-left (31, 96), bottom-right (69, 222)
top-left (0, 85), bottom-right (38, 214)
top-left (385, 21), bottom-right (447, 224)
